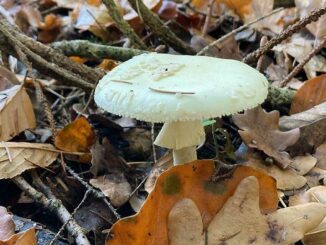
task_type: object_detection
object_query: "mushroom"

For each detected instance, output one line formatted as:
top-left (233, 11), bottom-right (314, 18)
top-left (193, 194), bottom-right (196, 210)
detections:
top-left (94, 53), bottom-right (268, 165)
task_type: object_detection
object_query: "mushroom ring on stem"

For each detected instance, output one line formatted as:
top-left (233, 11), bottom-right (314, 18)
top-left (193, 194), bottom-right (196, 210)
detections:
top-left (94, 53), bottom-right (269, 165)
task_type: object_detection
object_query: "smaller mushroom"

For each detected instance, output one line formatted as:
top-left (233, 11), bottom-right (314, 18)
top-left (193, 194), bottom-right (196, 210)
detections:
top-left (95, 53), bottom-right (269, 165)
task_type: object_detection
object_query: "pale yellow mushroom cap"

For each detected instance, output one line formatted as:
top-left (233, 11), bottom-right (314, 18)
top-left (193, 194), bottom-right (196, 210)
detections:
top-left (95, 53), bottom-right (269, 122)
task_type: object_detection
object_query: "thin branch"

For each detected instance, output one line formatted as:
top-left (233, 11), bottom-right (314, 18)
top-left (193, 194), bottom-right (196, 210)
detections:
top-left (64, 164), bottom-right (121, 219)
top-left (13, 175), bottom-right (90, 245)
top-left (201, 0), bottom-right (216, 37)
top-left (243, 6), bottom-right (326, 64)
top-left (52, 40), bottom-right (148, 61)
top-left (128, 0), bottom-right (196, 54)
top-left (280, 38), bottom-right (326, 87)
top-left (256, 36), bottom-right (269, 72)
top-left (49, 190), bottom-right (91, 245)
top-left (0, 17), bottom-right (97, 91)
top-left (197, 8), bottom-right (283, 56)
top-left (102, 0), bottom-right (147, 49)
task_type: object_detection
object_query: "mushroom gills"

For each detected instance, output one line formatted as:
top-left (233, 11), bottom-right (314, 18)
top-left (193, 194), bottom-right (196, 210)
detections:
top-left (154, 120), bottom-right (205, 165)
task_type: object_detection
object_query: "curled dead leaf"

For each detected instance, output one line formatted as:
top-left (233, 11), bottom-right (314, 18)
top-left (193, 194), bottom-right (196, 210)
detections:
top-left (0, 85), bottom-right (36, 141)
top-left (90, 173), bottom-right (131, 207)
top-left (289, 186), bottom-right (326, 245)
top-left (0, 207), bottom-right (15, 241)
top-left (244, 157), bottom-right (307, 190)
top-left (233, 106), bottom-right (300, 169)
top-left (0, 206), bottom-right (36, 244)
top-left (55, 116), bottom-right (95, 153)
top-left (315, 143), bottom-right (326, 170)
top-left (0, 142), bottom-right (58, 179)
top-left (290, 74), bottom-right (326, 114)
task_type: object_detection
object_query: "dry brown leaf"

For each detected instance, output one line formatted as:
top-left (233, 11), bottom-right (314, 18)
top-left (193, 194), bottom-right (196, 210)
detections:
top-left (107, 160), bottom-right (278, 244)
top-left (289, 186), bottom-right (326, 245)
top-left (144, 152), bottom-right (173, 193)
top-left (305, 167), bottom-right (326, 187)
top-left (2, 227), bottom-right (37, 245)
top-left (295, 0), bottom-right (326, 39)
top-left (280, 102), bottom-right (326, 130)
top-left (75, 0), bottom-right (162, 40)
top-left (233, 106), bottom-right (300, 169)
top-left (55, 116), bottom-right (95, 153)
top-left (290, 155), bottom-right (317, 175)
top-left (90, 137), bottom-right (129, 177)
top-left (273, 34), bottom-right (326, 79)
top-left (242, 0), bottom-right (295, 33)
top-left (244, 157), bottom-right (307, 190)
top-left (167, 177), bottom-right (326, 244)
top-left (289, 186), bottom-right (326, 206)
top-left (0, 85), bottom-right (36, 141)
top-left (206, 176), bottom-right (326, 244)
top-left (90, 173), bottom-right (131, 207)
top-left (168, 198), bottom-right (204, 244)
top-left (0, 206), bottom-right (36, 244)
top-left (290, 75), bottom-right (326, 114)
top-left (315, 143), bottom-right (326, 170)
top-left (0, 142), bottom-right (58, 179)
top-left (280, 102), bottom-right (326, 153)
top-left (0, 207), bottom-right (15, 241)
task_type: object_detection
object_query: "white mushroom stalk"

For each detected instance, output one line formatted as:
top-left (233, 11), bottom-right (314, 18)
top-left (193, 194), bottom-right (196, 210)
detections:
top-left (154, 120), bottom-right (205, 165)
top-left (94, 53), bottom-right (269, 166)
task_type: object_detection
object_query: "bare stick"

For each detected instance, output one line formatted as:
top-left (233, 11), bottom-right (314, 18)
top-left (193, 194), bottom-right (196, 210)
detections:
top-left (102, 0), bottom-right (147, 49)
top-left (52, 40), bottom-right (148, 61)
top-left (0, 17), bottom-right (96, 91)
top-left (256, 36), bottom-right (269, 72)
top-left (49, 190), bottom-right (91, 245)
top-left (197, 8), bottom-right (283, 56)
top-left (243, 6), bottom-right (326, 64)
top-left (64, 164), bottom-right (120, 219)
top-left (280, 38), bottom-right (326, 87)
top-left (201, 0), bottom-right (216, 37)
top-left (13, 175), bottom-right (90, 245)
top-left (128, 0), bottom-right (196, 54)
top-left (0, 24), bottom-right (58, 138)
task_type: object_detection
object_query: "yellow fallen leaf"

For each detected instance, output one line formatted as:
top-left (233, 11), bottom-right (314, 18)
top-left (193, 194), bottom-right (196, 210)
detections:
top-left (0, 142), bottom-right (58, 179)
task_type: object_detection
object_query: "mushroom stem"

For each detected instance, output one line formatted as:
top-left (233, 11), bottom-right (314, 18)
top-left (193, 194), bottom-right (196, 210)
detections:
top-left (173, 146), bottom-right (197, 165)
top-left (154, 120), bottom-right (205, 165)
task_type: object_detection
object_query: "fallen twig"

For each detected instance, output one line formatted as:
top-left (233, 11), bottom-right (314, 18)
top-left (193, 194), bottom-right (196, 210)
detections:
top-left (65, 164), bottom-right (121, 219)
top-left (13, 175), bottom-right (91, 245)
top-left (0, 16), bottom-right (97, 91)
top-left (0, 22), bottom-right (57, 138)
top-left (49, 190), bottom-right (91, 245)
top-left (52, 40), bottom-right (148, 61)
top-left (128, 0), bottom-right (196, 54)
top-left (102, 0), bottom-right (147, 49)
top-left (243, 6), bottom-right (326, 64)
top-left (197, 8), bottom-right (283, 56)
top-left (256, 36), bottom-right (269, 72)
top-left (280, 38), bottom-right (326, 87)
top-left (201, 0), bottom-right (216, 37)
